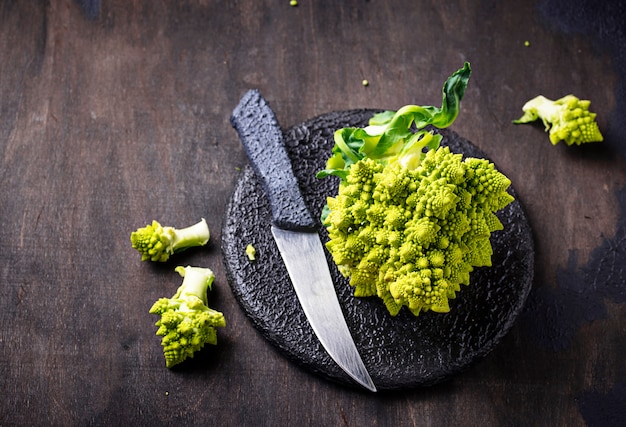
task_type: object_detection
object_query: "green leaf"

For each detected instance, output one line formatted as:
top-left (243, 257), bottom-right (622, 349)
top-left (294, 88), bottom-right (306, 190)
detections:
top-left (317, 62), bottom-right (472, 182)
top-left (369, 110), bottom-right (396, 126)
top-left (432, 61), bottom-right (472, 128)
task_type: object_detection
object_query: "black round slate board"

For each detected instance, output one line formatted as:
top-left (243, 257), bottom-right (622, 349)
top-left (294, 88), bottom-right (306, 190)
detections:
top-left (222, 109), bottom-right (534, 391)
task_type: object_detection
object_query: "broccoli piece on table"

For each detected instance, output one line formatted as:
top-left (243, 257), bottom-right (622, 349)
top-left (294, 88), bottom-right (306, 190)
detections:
top-left (130, 218), bottom-right (210, 262)
top-left (149, 266), bottom-right (226, 368)
top-left (318, 63), bottom-right (515, 316)
top-left (513, 94), bottom-right (603, 145)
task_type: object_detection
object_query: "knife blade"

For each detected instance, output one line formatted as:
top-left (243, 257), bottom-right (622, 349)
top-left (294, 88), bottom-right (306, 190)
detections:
top-left (230, 89), bottom-right (376, 392)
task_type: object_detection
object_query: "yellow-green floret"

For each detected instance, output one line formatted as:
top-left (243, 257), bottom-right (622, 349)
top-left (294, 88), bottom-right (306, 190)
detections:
top-left (513, 94), bottom-right (603, 145)
top-left (130, 219), bottom-right (210, 262)
top-left (149, 266), bottom-right (226, 368)
top-left (324, 146), bottom-right (514, 316)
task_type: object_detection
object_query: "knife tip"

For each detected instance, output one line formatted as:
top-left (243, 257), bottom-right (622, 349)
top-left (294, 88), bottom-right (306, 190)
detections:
top-left (349, 373), bottom-right (376, 392)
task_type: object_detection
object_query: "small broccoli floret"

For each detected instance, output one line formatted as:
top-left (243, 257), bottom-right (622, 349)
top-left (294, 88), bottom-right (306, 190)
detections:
top-left (130, 218), bottom-right (210, 262)
top-left (513, 94), bottom-right (603, 145)
top-left (149, 266), bottom-right (226, 368)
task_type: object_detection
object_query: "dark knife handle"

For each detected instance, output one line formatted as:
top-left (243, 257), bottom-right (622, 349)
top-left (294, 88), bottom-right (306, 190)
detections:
top-left (230, 89), bottom-right (316, 231)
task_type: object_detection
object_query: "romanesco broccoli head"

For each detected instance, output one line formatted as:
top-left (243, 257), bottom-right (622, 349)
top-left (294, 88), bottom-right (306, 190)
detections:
top-left (149, 266), bottom-right (226, 368)
top-left (130, 218), bottom-right (210, 262)
top-left (318, 63), bottom-right (515, 316)
top-left (323, 147), bottom-right (513, 316)
top-left (513, 94), bottom-right (603, 145)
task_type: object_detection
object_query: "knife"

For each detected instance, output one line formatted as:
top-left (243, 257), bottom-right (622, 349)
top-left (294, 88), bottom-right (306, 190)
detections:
top-left (230, 89), bottom-right (376, 392)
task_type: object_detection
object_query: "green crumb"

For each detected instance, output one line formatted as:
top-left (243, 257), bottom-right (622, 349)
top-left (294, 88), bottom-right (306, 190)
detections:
top-left (524, 40), bottom-right (530, 47)
top-left (362, 79), bottom-right (369, 87)
top-left (290, 0), bottom-right (298, 6)
top-left (130, 219), bottom-right (210, 262)
top-left (245, 244), bottom-right (256, 261)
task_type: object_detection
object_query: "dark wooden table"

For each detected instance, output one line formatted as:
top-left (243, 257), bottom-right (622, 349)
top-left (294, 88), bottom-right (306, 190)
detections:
top-left (2, 1), bottom-right (625, 425)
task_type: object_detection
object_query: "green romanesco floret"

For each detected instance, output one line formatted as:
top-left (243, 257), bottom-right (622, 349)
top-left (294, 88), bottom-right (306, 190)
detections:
top-left (318, 63), bottom-right (515, 316)
top-left (513, 94), bottom-right (603, 145)
top-left (130, 218), bottom-right (210, 262)
top-left (149, 266), bottom-right (226, 368)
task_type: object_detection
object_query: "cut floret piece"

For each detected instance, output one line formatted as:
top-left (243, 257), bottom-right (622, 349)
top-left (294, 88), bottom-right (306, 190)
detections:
top-left (513, 94), bottom-right (603, 145)
top-left (149, 266), bottom-right (226, 368)
top-left (245, 244), bottom-right (256, 261)
top-left (130, 218), bottom-right (210, 262)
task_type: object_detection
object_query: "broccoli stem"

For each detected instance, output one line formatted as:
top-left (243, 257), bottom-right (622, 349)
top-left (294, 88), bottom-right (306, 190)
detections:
top-left (170, 218), bottom-right (210, 253)
top-left (175, 265), bottom-right (214, 305)
top-left (519, 95), bottom-right (554, 129)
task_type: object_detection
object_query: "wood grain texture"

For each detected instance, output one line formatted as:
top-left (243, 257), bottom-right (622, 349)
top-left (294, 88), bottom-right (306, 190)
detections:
top-left (1, 0), bottom-right (625, 425)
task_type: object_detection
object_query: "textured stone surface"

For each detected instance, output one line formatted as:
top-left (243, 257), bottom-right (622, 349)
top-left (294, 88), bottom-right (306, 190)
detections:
top-left (222, 109), bottom-right (535, 390)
